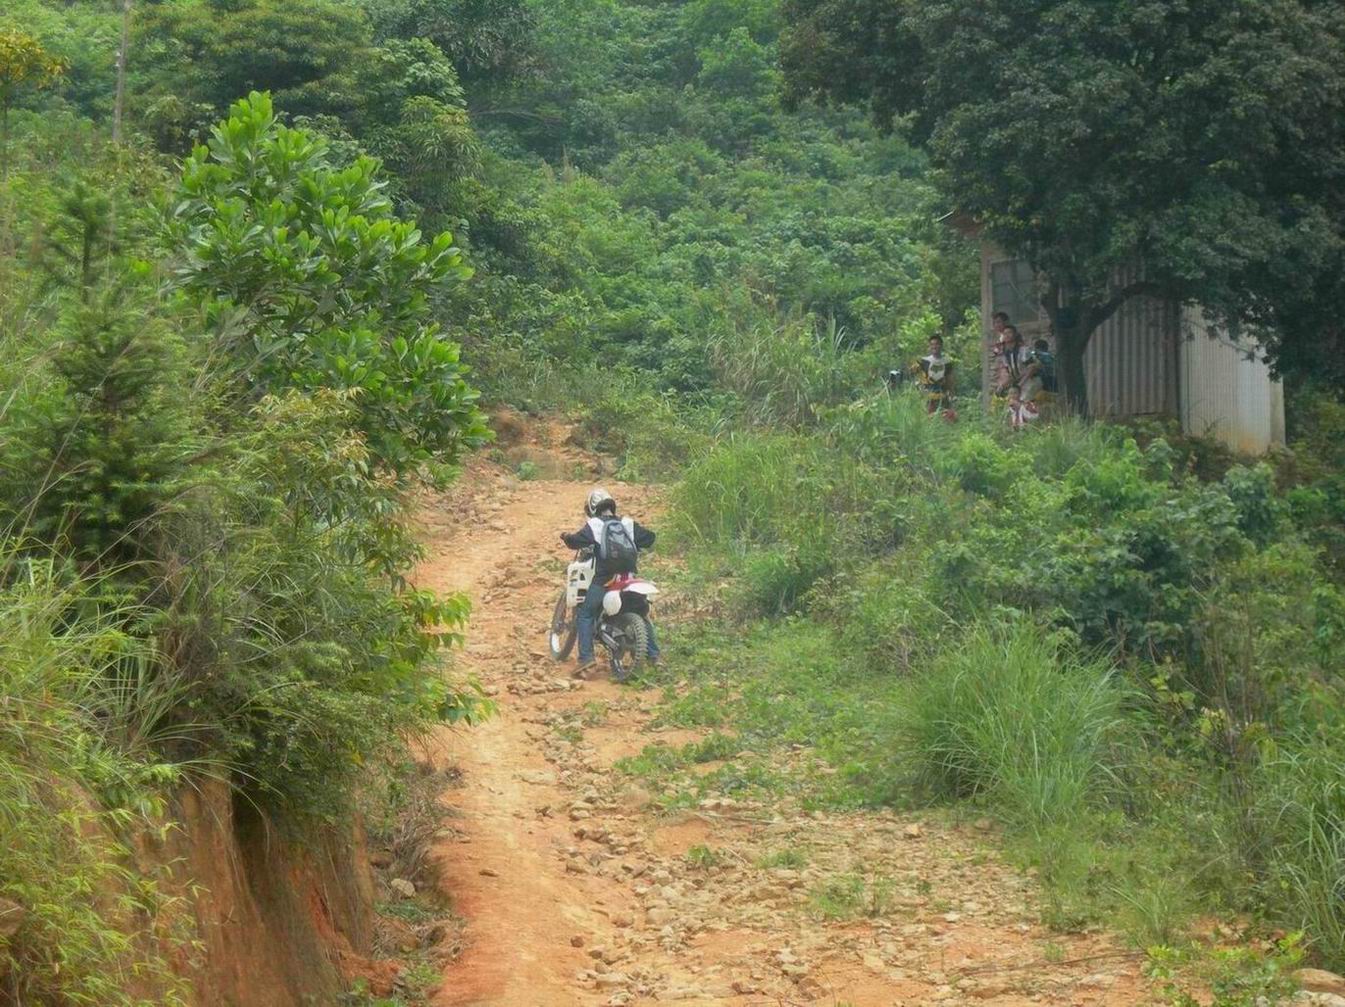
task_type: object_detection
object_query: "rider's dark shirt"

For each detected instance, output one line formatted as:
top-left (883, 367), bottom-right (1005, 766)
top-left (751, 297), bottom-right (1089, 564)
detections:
top-left (562, 517), bottom-right (656, 577)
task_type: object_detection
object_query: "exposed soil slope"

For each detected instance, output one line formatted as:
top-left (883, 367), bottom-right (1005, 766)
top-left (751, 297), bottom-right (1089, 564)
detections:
top-left (415, 448), bottom-right (1155, 1007)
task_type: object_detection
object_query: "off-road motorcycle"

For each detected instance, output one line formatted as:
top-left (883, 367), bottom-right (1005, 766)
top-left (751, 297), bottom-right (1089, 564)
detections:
top-left (548, 550), bottom-right (658, 681)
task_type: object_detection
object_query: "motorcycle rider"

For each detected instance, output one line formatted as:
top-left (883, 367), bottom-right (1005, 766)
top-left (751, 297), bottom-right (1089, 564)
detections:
top-left (561, 488), bottom-right (659, 675)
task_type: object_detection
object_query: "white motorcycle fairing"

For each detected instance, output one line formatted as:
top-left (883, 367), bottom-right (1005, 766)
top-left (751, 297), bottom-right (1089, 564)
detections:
top-left (603, 580), bottom-right (658, 616)
top-left (565, 556), bottom-right (596, 607)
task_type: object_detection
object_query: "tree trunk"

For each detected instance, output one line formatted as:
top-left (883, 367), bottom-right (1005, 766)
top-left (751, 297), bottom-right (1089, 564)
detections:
top-left (1043, 276), bottom-right (1159, 419)
top-left (1042, 280), bottom-right (1110, 418)
top-left (1056, 318), bottom-right (1091, 417)
top-left (112, 0), bottom-right (133, 144)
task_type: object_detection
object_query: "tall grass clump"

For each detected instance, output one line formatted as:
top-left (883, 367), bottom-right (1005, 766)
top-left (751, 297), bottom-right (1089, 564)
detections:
top-left (1243, 741), bottom-right (1345, 965)
top-left (708, 308), bottom-right (858, 428)
top-left (673, 433), bottom-right (832, 547)
top-left (0, 556), bottom-right (190, 1005)
top-left (900, 625), bottom-right (1129, 829)
top-left (825, 389), bottom-right (966, 473)
top-left (1021, 415), bottom-right (1122, 480)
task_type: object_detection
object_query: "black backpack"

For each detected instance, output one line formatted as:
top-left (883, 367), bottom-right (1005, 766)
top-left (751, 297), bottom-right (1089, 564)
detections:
top-left (1036, 350), bottom-right (1058, 393)
top-left (599, 517), bottom-right (638, 573)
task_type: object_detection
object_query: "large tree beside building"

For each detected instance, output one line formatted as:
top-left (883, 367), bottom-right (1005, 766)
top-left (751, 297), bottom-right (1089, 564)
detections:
top-left (781, 0), bottom-right (1345, 410)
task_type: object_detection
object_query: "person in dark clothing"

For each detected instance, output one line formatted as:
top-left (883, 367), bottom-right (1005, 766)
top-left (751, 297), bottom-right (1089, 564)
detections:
top-left (1020, 338), bottom-right (1056, 400)
top-left (560, 487), bottom-right (659, 673)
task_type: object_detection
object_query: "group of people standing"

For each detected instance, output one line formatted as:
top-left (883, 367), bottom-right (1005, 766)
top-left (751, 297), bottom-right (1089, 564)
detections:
top-left (898, 314), bottom-right (1057, 428)
top-left (990, 311), bottom-right (1056, 428)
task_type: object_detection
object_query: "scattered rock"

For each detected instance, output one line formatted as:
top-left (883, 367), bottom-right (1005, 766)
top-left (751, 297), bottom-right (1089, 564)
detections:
top-left (797, 976), bottom-right (827, 998)
top-left (903, 823), bottom-right (923, 839)
top-left (664, 987), bottom-right (711, 1000)
top-left (1078, 973), bottom-right (1115, 989)
top-left (593, 972), bottom-right (629, 990)
top-left (517, 769), bottom-right (557, 786)
top-left (619, 785), bottom-right (653, 811)
top-left (389, 878), bottom-right (416, 899)
top-left (973, 818), bottom-right (994, 832)
top-left (570, 935), bottom-right (585, 948)
top-left (1295, 995), bottom-right (1345, 1007)
top-left (479, 868), bottom-right (499, 878)
top-left (1297, 971), bottom-right (1345, 997)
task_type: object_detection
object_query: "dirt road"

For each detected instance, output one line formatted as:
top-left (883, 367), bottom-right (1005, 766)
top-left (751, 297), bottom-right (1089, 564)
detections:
top-left (415, 456), bottom-right (1153, 1007)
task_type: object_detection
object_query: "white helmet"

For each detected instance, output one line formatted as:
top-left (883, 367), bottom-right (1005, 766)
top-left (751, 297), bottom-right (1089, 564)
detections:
top-left (585, 487), bottom-right (615, 517)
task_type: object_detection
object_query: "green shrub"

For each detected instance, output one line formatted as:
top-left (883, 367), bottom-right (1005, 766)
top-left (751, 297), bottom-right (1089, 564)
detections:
top-left (1286, 393), bottom-right (1345, 580)
top-left (740, 544), bottom-right (831, 615)
top-left (167, 92), bottom-right (488, 480)
top-left (900, 625), bottom-right (1127, 829)
top-left (1222, 464), bottom-right (1284, 548)
top-left (573, 381), bottom-right (716, 481)
top-left (937, 430), bottom-right (1020, 498)
top-left (826, 550), bottom-right (952, 675)
top-left (824, 389), bottom-right (964, 473)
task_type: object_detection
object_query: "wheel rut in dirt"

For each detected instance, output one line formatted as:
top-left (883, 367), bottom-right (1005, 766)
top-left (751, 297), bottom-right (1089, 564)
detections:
top-left (414, 458), bottom-right (1155, 1007)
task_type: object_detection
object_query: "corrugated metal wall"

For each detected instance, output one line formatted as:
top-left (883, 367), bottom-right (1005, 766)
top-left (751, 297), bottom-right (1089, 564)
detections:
top-left (1084, 285), bottom-right (1177, 419)
top-left (980, 250), bottom-right (1176, 418)
top-left (1179, 310), bottom-right (1285, 454)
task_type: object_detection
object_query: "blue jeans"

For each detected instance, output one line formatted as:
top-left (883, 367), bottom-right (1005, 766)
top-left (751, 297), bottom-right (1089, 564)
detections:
top-left (576, 583), bottom-right (661, 663)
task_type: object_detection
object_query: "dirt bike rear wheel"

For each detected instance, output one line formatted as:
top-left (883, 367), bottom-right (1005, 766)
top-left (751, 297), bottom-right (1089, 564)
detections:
top-left (548, 589), bottom-right (576, 661)
top-left (607, 612), bottom-right (648, 683)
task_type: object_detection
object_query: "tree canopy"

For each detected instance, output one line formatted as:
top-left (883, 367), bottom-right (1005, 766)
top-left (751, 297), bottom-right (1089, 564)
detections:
top-left (782, 0), bottom-right (1345, 403)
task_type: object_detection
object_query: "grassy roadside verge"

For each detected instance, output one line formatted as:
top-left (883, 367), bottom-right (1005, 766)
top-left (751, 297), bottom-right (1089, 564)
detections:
top-left (604, 390), bottom-right (1345, 1004)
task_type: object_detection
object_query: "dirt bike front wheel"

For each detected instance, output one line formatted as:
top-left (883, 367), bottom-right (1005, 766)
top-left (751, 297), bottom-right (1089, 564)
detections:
top-left (548, 590), bottom-right (576, 661)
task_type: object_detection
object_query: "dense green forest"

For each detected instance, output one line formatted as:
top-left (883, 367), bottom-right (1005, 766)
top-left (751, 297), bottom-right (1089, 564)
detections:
top-left (3, 0), bottom-right (1345, 1003)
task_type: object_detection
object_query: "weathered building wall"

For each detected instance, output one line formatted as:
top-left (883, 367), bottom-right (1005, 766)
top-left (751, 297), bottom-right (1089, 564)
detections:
top-left (1179, 311), bottom-right (1285, 455)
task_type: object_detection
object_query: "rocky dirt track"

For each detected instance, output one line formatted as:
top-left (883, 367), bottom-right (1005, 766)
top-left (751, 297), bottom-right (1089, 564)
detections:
top-left (414, 446), bottom-right (1156, 1007)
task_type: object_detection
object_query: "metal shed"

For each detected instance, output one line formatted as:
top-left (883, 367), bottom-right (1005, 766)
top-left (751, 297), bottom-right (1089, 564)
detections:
top-left (978, 245), bottom-right (1286, 454)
